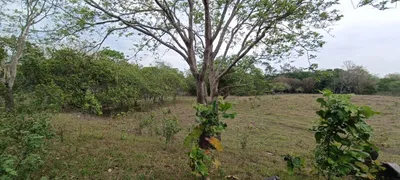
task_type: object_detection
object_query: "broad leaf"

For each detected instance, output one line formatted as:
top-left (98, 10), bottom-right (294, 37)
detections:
top-left (207, 137), bottom-right (223, 151)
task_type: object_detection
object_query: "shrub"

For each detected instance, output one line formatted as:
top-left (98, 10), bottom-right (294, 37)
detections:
top-left (184, 98), bottom-right (235, 178)
top-left (312, 90), bottom-right (382, 179)
top-left (283, 154), bottom-right (304, 176)
top-left (271, 82), bottom-right (291, 93)
top-left (0, 112), bottom-right (53, 179)
top-left (0, 88), bottom-right (58, 179)
top-left (137, 113), bottom-right (155, 135)
top-left (160, 109), bottom-right (181, 149)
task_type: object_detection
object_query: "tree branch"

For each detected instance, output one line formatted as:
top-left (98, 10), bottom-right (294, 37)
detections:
top-left (84, 0), bottom-right (189, 61)
top-left (217, 10), bottom-right (295, 80)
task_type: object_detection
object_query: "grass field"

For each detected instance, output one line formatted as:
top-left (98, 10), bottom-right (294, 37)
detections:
top-left (37, 94), bottom-right (400, 180)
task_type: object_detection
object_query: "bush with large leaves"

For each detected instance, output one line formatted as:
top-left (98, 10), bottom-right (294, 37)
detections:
top-left (313, 90), bottom-right (383, 179)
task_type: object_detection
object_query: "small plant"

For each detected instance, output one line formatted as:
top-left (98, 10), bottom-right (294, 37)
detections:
top-left (160, 109), bottom-right (181, 149)
top-left (312, 90), bottom-right (383, 180)
top-left (283, 154), bottom-right (304, 176)
top-left (137, 112), bottom-right (155, 135)
top-left (184, 97), bottom-right (235, 179)
top-left (113, 112), bottom-right (127, 120)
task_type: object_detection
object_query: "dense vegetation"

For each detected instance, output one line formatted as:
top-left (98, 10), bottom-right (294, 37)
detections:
top-left (1, 44), bottom-right (187, 115)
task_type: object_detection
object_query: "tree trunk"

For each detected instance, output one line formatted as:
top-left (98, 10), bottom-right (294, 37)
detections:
top-left (196, 79), bottom-right (207, 104)
top-left (209, 80), bottom-right (219, 102)
top-left (5, 85), bottom-right (14, 112)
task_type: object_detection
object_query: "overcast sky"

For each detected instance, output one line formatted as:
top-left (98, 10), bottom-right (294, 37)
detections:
top-left (104, 0), bottom-right (400, 77)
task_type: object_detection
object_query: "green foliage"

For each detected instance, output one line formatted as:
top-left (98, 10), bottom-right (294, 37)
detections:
top-left (83, 90), bottom-right (103, 115)
top-left (271, 82), bottom-right (291, 93)
top-left (0, 97), bottom-right (53, 179)
top-left (14, 47), bottom-right (187, 115)
top-left (267, 62), bottom-right (385, 95)
top-left (33, 82), bottom-right (65, 113)
top-left (191, 99), bottom-right (236, 139)
top-left (312, 90), bottom-right (383, 179)
top-left (188, 146), bottom-right (212, 177)
top-left (184, 98), bottom-right (235, 178)
top-left (283, 154), bottom-right (305, 176)
top-left (377, 73), bottom-right (400, 96)
top-left (137, 113), bottom-right (155, 135)
top-left (160, 109), bottom-right (181, 149)
top-left (218, 56), bottom-right (270, 96)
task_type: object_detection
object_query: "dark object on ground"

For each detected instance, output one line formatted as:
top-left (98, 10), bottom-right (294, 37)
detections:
top-left (370, 148), bottom-right (379, 160)
top-left (378, 162), bottom-right (400, 180)
top-left (264, 176), bottom-right (280, 180)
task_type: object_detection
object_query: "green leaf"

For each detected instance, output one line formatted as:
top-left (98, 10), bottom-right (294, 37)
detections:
top-left (333, 134), bottom-right (351, 146)
top-left (315, 132), bottom-right (322, 143)
top-left (5, 168), bottom-right (17, 176)
top-left (355, 161), bottom-right (369, 172)
top-left (359, 106), bottom-right (378, 118)
top-left (316, 98), bottom-right (326, 106)
top-left (219, 102), bottom-right (232, 112)
top-left (184, 126), bottom-right (203, 147)
top-left (222, 113), bottom-right (236, 119)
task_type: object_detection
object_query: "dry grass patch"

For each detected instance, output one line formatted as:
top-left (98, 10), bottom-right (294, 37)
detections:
top-left (36, 95), bottom-right (400, 179)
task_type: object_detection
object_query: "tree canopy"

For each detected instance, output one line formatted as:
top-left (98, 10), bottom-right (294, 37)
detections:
top-left (58, 0), bottom-right (342, 103)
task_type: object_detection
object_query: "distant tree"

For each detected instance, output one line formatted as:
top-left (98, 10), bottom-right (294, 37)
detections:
top-left (218, 56), bottom-right (268, 97)
top-left (385, 73), bottom-right (400, 80)
top-left (96, 49), bottom-right (127, 63)
top-left (377, 73), bottom-right (400, 95)
top-left (338, 61), bottom-right (376, 94)
top-left (302, 77), bottom-right (316, 93)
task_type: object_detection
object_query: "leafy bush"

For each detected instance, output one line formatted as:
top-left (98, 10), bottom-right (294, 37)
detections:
top-left (160, 109), bottom-right (181, 149)
top-left (0, 112), bottom-right (53, 179)
top-left (0, 85), bottom-right (58, 179)
top-left (283, 154), bottom-right (304, 176)
top-left (184, 98), bottom-right (235, 178)
top-left (137, 113), bottom-right (155, 135)
top-left (312, 90), bottom-right (383, 179)
top-left (271, 82), bottom-right (291, 93)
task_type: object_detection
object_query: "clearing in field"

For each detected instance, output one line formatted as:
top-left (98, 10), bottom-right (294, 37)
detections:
top-left (38, 94), bottom-right (400, 180)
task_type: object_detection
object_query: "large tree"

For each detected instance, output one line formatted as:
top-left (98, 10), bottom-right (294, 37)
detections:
top-left (0, 0), bottom-right (58, 111)
top-left (60, 0), bottom-right (342, 104)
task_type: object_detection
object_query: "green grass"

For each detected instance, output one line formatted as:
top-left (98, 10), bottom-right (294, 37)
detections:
top-left (36, 94), bottom-right (400, 179)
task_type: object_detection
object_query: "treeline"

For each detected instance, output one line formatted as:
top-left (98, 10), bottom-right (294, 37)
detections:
top-left (5, 44), bottom-right (186, 115)
top-left (268, 62), bottom-right (400, 95)
top-left (185, 60), bottom-right (400, 97)
top-left (3, 44), bottom-right (400, 115)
